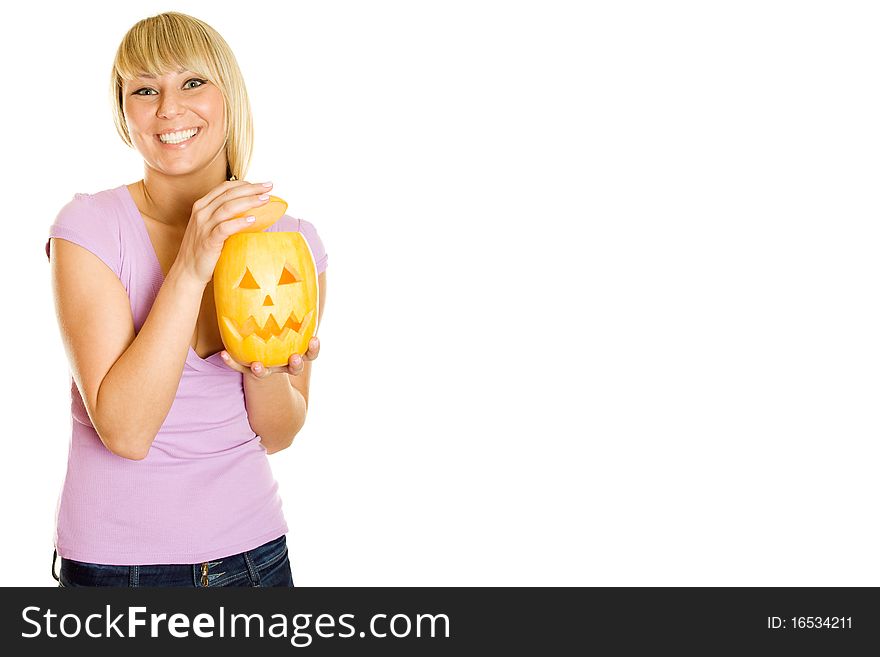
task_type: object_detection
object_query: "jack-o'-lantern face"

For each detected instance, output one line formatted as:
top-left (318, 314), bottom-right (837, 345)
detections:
top-left (213, 232), bottom-right (318, 367)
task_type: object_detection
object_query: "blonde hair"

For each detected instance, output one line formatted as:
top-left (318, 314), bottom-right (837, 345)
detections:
top-left (109, 11), bottom-right (253, 181)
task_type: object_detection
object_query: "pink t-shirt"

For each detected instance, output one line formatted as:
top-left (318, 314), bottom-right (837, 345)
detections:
top-left (45, 184), bottom-right (328, 565)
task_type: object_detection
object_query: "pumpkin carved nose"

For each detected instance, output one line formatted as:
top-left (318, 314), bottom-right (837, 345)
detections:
top-left (262, 295), bottom-right (274, 306)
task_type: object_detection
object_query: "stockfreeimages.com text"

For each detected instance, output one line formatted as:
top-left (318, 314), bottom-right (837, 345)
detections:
top-left (22, 605), bottom-right (450, 646)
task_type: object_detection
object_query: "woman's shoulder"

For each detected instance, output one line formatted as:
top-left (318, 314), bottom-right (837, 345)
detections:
top-left (47, 184), bottom-right (129, 274)
top-left (53, 183), bottom-right (129, 223)
top-left (53, 184), bottom-right (130, 226)
top-left (266, 213), bottom-right (298, 232)
top-left (266, 213), bottom-right (321, 237)
top-left (66, 183), bottom-right (129, 207)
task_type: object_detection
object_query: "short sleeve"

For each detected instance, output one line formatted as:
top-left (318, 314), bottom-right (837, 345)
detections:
top-left (267, 215), bottom-right (328, 274)
top-left (297, 218), bottom-right (328, 274)
top-left (45, 194), bottom-right (122, 278)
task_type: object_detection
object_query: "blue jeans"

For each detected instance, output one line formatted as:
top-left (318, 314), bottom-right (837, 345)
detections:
top-left (53, 535), bottom-right (294, 587)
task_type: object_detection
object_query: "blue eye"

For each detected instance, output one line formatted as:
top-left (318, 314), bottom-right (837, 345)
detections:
top-left (134, 79), bottom-right (206, 96)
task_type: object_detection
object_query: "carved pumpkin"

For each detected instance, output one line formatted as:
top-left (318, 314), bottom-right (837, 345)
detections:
top-left (212, 196), bottom-right (319, 367)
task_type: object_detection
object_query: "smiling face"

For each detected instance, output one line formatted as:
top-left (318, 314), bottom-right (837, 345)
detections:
top-left (122, 66), bottom-right (227, 176)
top-left (213, 232), bottom-right (319, 367)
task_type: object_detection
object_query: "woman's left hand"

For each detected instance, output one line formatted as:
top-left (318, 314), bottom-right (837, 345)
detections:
top-left (220, 336), bottom-right (320, 379)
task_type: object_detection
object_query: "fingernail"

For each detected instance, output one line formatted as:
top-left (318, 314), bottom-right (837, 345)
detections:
top-left (262, 182), bottom-right (273, 188)
top-left (221, 352), bottom-right (228, 360)
top-left (254, 364), bottom-right (262, 372)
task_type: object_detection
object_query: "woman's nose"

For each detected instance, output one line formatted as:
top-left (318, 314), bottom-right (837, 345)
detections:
top-left (157, 93), bottom-right (186, 118)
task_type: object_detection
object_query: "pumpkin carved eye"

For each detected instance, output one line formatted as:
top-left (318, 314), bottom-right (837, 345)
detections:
top-left (237, 267), bottom-right (261, 289)
top-left (278, 264), bottom-right (301, 285)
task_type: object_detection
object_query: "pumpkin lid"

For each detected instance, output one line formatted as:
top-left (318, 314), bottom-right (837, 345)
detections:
top-left (230, 195), bottom-right (288, 232)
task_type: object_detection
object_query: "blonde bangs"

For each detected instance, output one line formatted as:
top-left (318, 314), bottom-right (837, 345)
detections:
top-left (114, 31), bottom-right (215, 84)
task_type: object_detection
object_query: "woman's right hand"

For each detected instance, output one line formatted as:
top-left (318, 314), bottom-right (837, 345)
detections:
top-left (173, 180), bottom-right (275, 286)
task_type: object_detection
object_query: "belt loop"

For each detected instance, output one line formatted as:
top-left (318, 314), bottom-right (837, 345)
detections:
top-left (51, 548), bottom-right (60, 582)
top-left (243, 549), bottom-right (261, 587)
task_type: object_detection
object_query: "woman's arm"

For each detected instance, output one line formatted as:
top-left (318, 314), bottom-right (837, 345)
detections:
top-left (243, 270), bottom-right (326, 453)
top-left (244, 376), bottom-right (308, 454)
top-left (51, 239), bottom-right (207, 460)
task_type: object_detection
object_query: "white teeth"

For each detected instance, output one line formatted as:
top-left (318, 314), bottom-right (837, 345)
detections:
top-left (159, 128), bottom-right (199, 144)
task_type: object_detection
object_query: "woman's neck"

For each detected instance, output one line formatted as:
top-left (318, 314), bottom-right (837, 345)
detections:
top-left (139, 161), bottom-right (230, 228)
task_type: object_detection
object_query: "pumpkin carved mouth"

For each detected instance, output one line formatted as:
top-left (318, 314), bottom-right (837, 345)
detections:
top-left (222, 309), bottom-right (315, 343)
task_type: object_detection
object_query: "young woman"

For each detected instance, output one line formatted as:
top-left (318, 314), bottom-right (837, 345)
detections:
top-left (45, 11), bottom-right (327, 587)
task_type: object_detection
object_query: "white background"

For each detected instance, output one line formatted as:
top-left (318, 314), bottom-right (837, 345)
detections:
top-left (0, 0), bottom-right (877, 586)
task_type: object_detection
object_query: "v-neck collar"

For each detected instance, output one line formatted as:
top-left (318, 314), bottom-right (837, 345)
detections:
top-left (117, 184), bottom-right (227, 372)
